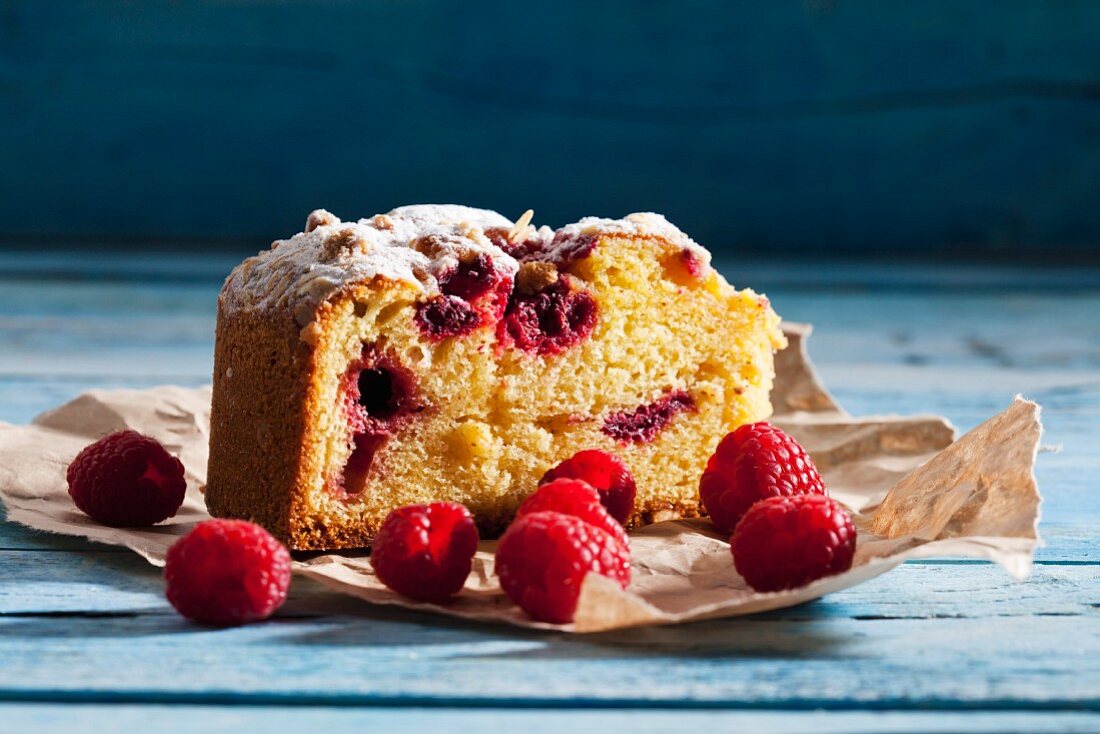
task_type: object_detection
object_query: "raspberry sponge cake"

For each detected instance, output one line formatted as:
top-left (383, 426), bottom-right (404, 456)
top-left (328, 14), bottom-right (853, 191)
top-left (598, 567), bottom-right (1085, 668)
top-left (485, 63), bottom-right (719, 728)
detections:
top-left (205, 205), bottom-right (786, 550)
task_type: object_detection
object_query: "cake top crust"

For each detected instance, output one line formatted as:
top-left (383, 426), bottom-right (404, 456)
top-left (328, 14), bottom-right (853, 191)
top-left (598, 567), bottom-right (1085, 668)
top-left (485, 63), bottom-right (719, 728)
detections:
top-left (553, 212), bottom-right (706, 258)
top-left (220, 205), bottom-right (711, 328)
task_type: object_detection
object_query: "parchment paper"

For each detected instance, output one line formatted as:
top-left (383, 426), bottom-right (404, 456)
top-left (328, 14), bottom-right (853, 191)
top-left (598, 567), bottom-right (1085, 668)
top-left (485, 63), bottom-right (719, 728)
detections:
top-left (0, 324), bottom-right (1042, 632)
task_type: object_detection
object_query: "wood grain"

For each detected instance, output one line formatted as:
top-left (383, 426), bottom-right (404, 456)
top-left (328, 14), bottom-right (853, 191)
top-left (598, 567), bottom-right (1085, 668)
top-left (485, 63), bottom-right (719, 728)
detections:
top-left (1, 547), bottom-right (1095, 619)
top-left (3, 705), bottom-right (1099, 734)
top-left (3, 2), bottom-right (1100, 253)
top-left (0, 609), bottom-right (1097, 707)
top-left (0, 255), bottom-right (1096, 729)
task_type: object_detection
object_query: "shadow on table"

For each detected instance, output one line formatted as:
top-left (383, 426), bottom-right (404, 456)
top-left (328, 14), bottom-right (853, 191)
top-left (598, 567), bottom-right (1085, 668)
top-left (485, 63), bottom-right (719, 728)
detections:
top-left (1, 547), bottom-right (849, 657)
top-left (276, 594), bottom-right (851, 660)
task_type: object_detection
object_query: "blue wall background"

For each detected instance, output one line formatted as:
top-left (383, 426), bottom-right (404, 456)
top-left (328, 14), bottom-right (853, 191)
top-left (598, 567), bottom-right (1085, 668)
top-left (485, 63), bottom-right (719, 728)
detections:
top-left (2, 1), bottom-right (1099, 257)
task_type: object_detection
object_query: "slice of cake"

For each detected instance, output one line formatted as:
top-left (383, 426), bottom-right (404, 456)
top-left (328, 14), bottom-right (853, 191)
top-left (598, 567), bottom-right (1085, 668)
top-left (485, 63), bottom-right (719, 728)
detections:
top-left (205, 205), bottom-right (786, 550)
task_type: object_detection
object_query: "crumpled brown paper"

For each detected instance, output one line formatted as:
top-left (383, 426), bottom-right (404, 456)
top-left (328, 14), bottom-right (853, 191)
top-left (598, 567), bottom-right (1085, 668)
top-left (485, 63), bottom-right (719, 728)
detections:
top-left (0, 324), bottom-right (1042, 632)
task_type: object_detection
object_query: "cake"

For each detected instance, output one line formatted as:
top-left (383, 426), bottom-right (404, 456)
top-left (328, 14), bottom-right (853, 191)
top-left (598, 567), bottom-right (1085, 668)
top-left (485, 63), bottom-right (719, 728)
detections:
top-left (205, 205), bottom-right (786, 550)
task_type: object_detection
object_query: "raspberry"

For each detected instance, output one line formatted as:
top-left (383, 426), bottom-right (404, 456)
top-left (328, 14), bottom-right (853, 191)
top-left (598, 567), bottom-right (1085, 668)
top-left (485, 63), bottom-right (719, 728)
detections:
top-left (165, 519), bottom-right (291, 626)
top-left (699, 422), bottom-right (826, 534)
top-left (415, 295), bottom-right (481, 339)
top-left (540, 450), bottom-right (637, 524)
top-left (496, 511), bottom-right (631, 624)
top-left (517, 478), bottom-right (628, 548)
top-left (602, 390), bottom-right (696, 444)
top-left (497, 278), bottom-right (598, 355)
top-left (440, 253), bottom-right (509, 312)
top-left (415, 254), bottom-right (512, 340)
top-left (731, 494), bottom-right (856, 592)
top-left (371, 502), bottom-right (479, 603)
top-left (339, 347), bottom-right (424, 494)
top-left (66, 430), bottom-right (187, 526)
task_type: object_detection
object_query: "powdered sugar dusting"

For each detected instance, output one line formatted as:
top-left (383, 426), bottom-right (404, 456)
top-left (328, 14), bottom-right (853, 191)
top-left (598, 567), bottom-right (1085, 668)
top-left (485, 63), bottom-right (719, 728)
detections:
top-left (221, 205), bottom-right (518, 326)
top-left (220, 207), bottom-right (714, 328)
top-left (550, 212), bottom-right (710, 269)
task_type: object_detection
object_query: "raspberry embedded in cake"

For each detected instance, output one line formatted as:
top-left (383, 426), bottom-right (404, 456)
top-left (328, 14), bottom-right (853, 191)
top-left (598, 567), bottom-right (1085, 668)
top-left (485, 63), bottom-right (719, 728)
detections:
top-left (440, 252), bottom-right (509, 306)
top-left (339, 346), bottom-right (424, 495)
top-left (546, 232), bottom-right (599, 268)
top-left (415, 252), bottom-right (513, 340)
top-left (206, 205), bottom-right (787, 550)
top-left (602, 389), bottom-right (697, 444)
top-left (498, 277), bottom-right (598, 356)
top-left (415, 295), bottom-right (481, 339)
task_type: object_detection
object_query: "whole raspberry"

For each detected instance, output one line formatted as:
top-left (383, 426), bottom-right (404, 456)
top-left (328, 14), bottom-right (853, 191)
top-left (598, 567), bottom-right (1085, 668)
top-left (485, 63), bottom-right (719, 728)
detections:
top-left (496, 511), bottom-right (631, 624)
top-left (517, 478), bottom-right (628, 548)
top-left (66, 430), bottom-right (187, 526)
top-left (699, 422), bottom-right (826, 534)
top-left (540, 449), bottom-right (637, 524)
top-left (165, 519), bottom-right (291, 626)
top-left (732, 495), bottom-right (856, 592)
top-left (371, 502), bottom-right (479, 603)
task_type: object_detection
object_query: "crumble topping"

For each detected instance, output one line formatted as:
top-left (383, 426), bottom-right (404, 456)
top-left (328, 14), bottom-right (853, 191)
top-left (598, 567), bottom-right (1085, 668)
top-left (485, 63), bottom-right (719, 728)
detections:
top-left (551, 212), bottom-right (710, 269)
top-left (221, 205), bottom-right (518, 327)
top-left (220, 205), bottom-right (710, 329)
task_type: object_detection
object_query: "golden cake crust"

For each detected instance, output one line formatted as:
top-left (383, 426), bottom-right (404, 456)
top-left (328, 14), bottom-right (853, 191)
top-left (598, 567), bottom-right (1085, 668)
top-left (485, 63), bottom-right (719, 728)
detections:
top-left (206, 307), bottom-right (307, 541)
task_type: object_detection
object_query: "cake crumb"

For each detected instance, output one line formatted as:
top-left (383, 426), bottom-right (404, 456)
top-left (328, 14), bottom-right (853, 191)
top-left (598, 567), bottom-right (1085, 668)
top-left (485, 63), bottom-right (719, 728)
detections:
top-left (447, 420), bottom-right (494, 462)
top-left (299, 320), bottom-right (324, 346)
top-left (515, 261), bottom-right (559, 295)
top-left (649, 509), bottom-right (679, 523)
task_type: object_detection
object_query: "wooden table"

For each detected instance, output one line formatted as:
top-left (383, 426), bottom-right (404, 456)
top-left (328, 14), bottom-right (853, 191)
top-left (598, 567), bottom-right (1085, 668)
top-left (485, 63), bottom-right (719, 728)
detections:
top-left (1, 253), bottom-right (1097, 733)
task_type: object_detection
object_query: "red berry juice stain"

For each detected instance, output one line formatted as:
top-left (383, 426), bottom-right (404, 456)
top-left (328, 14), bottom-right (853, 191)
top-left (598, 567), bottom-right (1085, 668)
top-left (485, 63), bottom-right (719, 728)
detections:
top-left (679, 249), bottom-right (704, 277)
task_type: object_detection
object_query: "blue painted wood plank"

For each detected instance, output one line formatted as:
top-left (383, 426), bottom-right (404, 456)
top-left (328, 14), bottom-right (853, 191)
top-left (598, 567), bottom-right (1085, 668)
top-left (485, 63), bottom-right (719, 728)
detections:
top-left (0, 515), bottom-right (1093, 562)
top-left (0, 255), bottom-right (1096, 716)
top-left (0, 610), bottom-right (1097, 707)
top-left (3, 705), bottom-right (1100, 734)
top-left (0, 522), bottom-right (127, 552)
top-left (2, 3), bottom-right (1100, 253)
top-left (1, 547), bottom-right (1094, 617)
